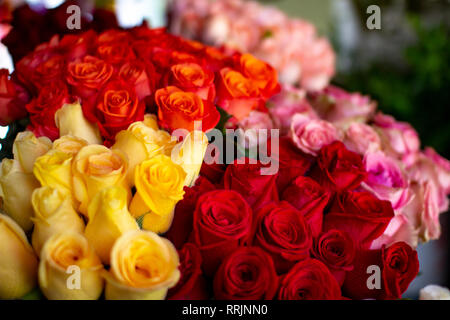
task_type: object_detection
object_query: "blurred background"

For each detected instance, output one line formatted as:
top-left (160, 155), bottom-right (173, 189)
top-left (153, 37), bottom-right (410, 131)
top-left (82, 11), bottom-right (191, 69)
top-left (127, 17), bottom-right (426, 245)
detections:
top-left (0, 0), bottom-right (449, 298)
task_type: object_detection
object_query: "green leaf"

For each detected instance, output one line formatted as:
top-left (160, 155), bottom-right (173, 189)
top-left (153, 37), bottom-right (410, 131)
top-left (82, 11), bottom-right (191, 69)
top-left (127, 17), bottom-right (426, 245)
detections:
top-left (21, 287), bottom-right (44, 300)
top-left (136, 214), bottom-right (147, 229)
top-left (215, 107), bottom-right (232, 135)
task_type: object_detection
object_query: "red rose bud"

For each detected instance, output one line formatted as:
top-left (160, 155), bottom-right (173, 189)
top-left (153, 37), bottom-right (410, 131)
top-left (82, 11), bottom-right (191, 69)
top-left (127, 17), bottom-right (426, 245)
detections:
top-left (213, 247), bottom-right (278, 300)
top-left (192, 190), bottom-right (252, 277)
top-left (282, 176), bottom-right (330, 237)
top-left (278, 259), bottom-right (342, 300)
top-left (343, 241), bottom-right (419, 300)
top-left (223, 159), bottom-right (279, 210)
top-left (253, 201), bottom-right (312, 274)
top-left (324, 191), bottom-right (394, 249)
top-left (118, 59), bottom-right (158, 101)
top-left (167, 243), bottom-right (209, 300)
top-left (165, 177), bottom-right (216, 249)
top-left (312, 229), bottom-right (356, 285)
top-left (313, 141), bottom-right (367, 192)
top-left (0, 69), bottom-right (29, 125)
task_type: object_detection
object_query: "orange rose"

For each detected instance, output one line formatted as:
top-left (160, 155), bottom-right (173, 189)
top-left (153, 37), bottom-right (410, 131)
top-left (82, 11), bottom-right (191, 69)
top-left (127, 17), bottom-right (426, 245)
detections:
top-left (216, 68), bottom-right (263, 120)
top-left (238, 54), bottom-right (280, 99)
top-left (155, 86), bottom-right (219, 132)
top-left (168, 63), bottom-right (215, 101)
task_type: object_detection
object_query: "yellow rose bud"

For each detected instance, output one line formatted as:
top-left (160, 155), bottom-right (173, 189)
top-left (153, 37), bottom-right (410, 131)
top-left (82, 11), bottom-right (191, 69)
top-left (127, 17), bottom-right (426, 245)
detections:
top-left (12, 131), bottom-right (52, 173)
top-left (52, 135), bottom-right (89, 156)
top-left (54, 102), bottom-right (102, 145)
top-left (171, 130), bottom-right (208, 187)
top-left (33, 149), bottom-right (73, 198)
top-left (85, 186), bottom-right (139, 264)
top-left (104, 230), bottom-right (179, 300)
top-left (142, 114), bottom-right (159, 130)
top-left (0, 214), bottom-right (38, 299)
top-left (112, 122), bottom-right (176, 185)
top-left (31, 186), bottom-right (85, 255)
top-left (38, 232), bottom-right (104, 300)
top-left (0, 158), bottom-right (40, 231)
top-left (129, 155), bottom-right (185, 233)
top-left (72, 145), bottom-right (129, 216)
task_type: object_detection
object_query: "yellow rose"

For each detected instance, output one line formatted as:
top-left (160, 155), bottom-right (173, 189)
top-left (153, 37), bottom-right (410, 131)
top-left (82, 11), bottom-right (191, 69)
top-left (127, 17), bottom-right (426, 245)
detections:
top-left (12, 131), bottom-right (52, 173)
top-left (54, 101), bottom-right (102, 145)
top-left (142, 113), bottom-right (159, 130)
top-left (171, 130), bottom-right (208, 187)
top-left (0, 158), bottom-right (40, 231)
top-left (31, 186), bottom-right (85, 255)
top-left (112, 122), bottom-right (176, 186)
top-left (52, 135), bottom-right (89, 156)
top-left (38, 232), bottom-right (104, 300)
top-left (129, 155), bottom-right (186, 233)
top-left (0, 214), bottom-right (38, 299)
top-left (72, 144), bottom-right (129, 216)
top-left (85, 186), bottom-right (139, 264)
top-left (104, 230), bottom-right (179, 300)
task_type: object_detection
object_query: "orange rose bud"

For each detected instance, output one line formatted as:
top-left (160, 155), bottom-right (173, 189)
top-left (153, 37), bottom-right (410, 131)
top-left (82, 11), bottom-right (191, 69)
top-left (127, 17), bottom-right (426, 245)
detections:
top-left (155, 86), bottom-right (220, 132)
top-left (238, 53), bottom-right (280, 99)
top-left (216, 68), bottom-right (264, 121)
top-left (168, 63), bottom-right (215, 101)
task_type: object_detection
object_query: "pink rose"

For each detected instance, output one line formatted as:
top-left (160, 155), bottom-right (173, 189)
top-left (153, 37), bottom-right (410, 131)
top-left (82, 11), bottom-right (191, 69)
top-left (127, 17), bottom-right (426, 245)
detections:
top-left (238, 110), bottom-right (274, 149)
top-left (290, 113), bottom-right (339, 156)
top-left (344, 123), bottom-right (381, 155)
top-left (424, 147), bottom-right (450, 195)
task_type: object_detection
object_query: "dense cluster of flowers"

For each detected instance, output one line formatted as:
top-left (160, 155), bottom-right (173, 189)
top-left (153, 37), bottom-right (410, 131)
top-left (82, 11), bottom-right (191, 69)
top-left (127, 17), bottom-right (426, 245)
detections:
top-left (168, 0), bottom-right (335, 90)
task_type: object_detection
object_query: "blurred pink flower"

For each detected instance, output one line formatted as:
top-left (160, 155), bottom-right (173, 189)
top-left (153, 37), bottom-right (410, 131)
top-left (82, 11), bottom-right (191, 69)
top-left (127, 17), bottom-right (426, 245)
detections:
top-left (344, 122), bottom-right (381, 155)
top-left (238, 110), bottom-right (274, 149)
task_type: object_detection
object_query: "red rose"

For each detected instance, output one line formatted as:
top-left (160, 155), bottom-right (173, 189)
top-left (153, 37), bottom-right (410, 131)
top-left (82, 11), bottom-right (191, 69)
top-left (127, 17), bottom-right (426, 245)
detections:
top-left (312, 141), bottom-right (367, 191)
top-left (282, 176), bottom-right (330, 237)
top-left (278, 259), bottom-right (342, 300)
top-left (83, 79), bottom-right (145, 144)
top-left (200, 161), bottom-right (226, 185)
top-left (213, 247), bottom-right (278, 300)
top-left (26, 81), bottom-right (70, 140)
top-left (312, 229), bottom-right (355, 285)
top-left (343, 242), bottom-right (419, 300)
top-left (155, 86), bottom-right (220, 133)
top-left (223, 159), bottom-right (279, 210)
top-left (66, 56), bottom-right (114, 100)
top-left (167, 62), bottom-right (215, 101)
top-left (165, 176), bottom-right (215, 249)
top-left (216, 67), bottom-right (264, 121)
top-left (270, 137), bottom-right (312, 193)
top-left (0, 69), bottom-right (29, 125)
top-left (30, 54), bottom-right (65, 90)
top-left (253, 201), bottom-right (312, 274)
top-left (324, 191), bottom-right (394, 249)
top-left (167, 243), bottom-right (209, 300)
top-left (95, 39), bottom-right (135, 66)
top-left (192, 189), bottom-right (252, 276)
top-left (118, 59), bottom-right (158, 101)
top-left (58, 30), bottom-right (97, 62)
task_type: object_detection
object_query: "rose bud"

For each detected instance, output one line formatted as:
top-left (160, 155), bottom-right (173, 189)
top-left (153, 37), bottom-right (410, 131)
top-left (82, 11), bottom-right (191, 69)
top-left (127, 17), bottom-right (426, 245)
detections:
top-left (104, 230), bottom-right (180, 300)
top-left (0, 214), bottom-right (38, 299)
top-left (155, 86), bottom-right (220, 133)
top-left (253, 201), bottom-right (312, 274)
top-left (223, 159), bottom-right (278, 210)
top-left (312, 141), bottom-right (367, 192)
top-left (214, 247), bottom-right (278, 300)
top-left (324, 191), bottom-right (394, 249)
top-left (0, 158), bottom-right (40, 231)
top-left (52, 135), bottom-right (88, 156)
top-left (112, 121), bottom-right (176, 186)
top-left (72, 145), bottom-right (129, 216)
top-left (33, 149), bottom-right (74, 199)
top-left (54, 102), bottom-right (102, 145)
top-left (312, 229), bottom-right (356, 285)
top-left (118, 59), bottom-right (156, 101)
top-left (129, 155), bottom-right (186, 234)
top-left (38, 232), bottom-right (104, 300)
top-left (85, 186), bottom-right (139, 264)
top-left (31, 186), bottom-right (85, 255)
top-left (278, 259), bottom-right (342, 300)
top-left (343, 241), bottom-right (419, 300)
top-left (12, 131), bottom-right (52, 173)
top-left (168, 243), bottom-right (209, 300)
top-left (282, 176), bottom-right (330, 237)
top-left (192, 189), bottom-right (252, 276)
top-left (216, 67), bottom-right (263, 121)
top-left (171, 130), bottom-right (209, 187)
top-left (290, 113), bottom-right (340, 156)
